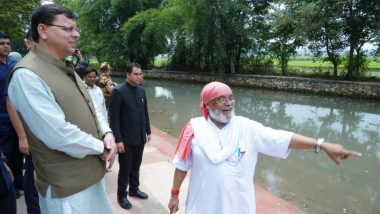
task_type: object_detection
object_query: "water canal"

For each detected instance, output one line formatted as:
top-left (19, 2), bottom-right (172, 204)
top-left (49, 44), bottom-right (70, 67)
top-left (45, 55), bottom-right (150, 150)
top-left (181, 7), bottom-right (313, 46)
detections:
top-left (115, 78), bottom-right (380, 213)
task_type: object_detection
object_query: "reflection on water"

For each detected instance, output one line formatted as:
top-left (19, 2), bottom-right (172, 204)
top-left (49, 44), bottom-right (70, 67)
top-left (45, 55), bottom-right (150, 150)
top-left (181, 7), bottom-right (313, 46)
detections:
top-left (155, 86), bottom-right (174, 100)
top-left (116, 78), bottom-right (380, 213)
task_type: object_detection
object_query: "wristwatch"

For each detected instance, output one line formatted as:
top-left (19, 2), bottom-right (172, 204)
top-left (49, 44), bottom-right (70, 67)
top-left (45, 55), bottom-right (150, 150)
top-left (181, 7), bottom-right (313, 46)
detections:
top-left (314, 138), bottom-right (324, 153)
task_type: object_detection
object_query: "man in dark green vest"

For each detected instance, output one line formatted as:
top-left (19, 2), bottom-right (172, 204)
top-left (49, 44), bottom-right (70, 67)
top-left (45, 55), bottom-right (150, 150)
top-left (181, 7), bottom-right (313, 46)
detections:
top-left (7, 4), bottom-right (116, 213)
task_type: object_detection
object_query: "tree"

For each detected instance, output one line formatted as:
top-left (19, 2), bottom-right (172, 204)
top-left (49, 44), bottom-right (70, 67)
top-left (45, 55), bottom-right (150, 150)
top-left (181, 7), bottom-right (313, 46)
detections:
top-left (186, 0), bottom-right (273, 74)
top-left (57, 0), bottom-right (379, 79)
top-left (268, 3), bottom-right (304, 75)
top-left (60, 0), bottom-right (163, 68)
top-left (276, 0), bottom-right (380, 79)
top-left (0, 0), bottom-right (40, 38)
top-left (294, 0), bottom-right (346, 78)
top-left (0, 0), bottom-right (40, 54)
top-left (342, 0), bottom-right (380, 79)
top-left (121, 8), bottom-right (169, 67)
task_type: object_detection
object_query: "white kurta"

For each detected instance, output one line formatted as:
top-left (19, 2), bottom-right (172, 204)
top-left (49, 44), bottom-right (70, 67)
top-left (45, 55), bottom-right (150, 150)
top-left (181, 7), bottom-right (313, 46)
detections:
top-left (84, 82), bottom-right (111, 135)
top-left (173, 116), bottom-right (293, 214)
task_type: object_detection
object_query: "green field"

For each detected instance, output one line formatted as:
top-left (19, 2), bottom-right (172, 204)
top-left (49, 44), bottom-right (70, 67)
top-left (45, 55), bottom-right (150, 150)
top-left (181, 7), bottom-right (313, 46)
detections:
top-left (274, 57), bottom-right (380, 77)
top-left (286, 60), bottom-right (380, 68)
top-left (154, 56), bottom-right (380, 68)
top-left (153, 56), bottom-right (380, 77)
top-left (154, 57), bottom-right (170, 67)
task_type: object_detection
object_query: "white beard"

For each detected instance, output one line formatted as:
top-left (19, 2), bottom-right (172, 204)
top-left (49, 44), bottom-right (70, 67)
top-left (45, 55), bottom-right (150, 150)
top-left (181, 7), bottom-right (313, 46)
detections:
top-left (208, 108), bottom-right (235, 124)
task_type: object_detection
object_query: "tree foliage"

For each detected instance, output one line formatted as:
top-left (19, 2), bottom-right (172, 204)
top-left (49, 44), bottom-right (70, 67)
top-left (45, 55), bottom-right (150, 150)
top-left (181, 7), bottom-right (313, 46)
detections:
top-left (183, 0), bottom-right (272, 74)
top-left (121, 9), bottom-right (168, 67)
top-left (0, 0), bottom-right (40, 54)
top-left (341, 0), bottom-right (380, 79)
top-left (59, 0), bottom-right (163, 68)
top-left (53, 0), bottom-right (379, 79)
top-left (133, 0), bottom-right (274, 74)
top-left (290, 0), bottom-right (346, 78)
top-left (274, 0), bottom-right (380, 79)
top-left (268, 3), bottom-right (305, 75)
top-left (0, 0), bottom-right (40, 38)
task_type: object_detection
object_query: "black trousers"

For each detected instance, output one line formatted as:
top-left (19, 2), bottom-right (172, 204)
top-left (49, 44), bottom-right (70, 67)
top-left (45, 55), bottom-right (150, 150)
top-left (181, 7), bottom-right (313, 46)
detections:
top-left (24, 155), bottom-right (40, 214)
top-left (0, 128), bottom-right (24, 190)
top-left (0, 161), bottom-right (16, 214)
top-left (117, 144), bottom-right (145, 197)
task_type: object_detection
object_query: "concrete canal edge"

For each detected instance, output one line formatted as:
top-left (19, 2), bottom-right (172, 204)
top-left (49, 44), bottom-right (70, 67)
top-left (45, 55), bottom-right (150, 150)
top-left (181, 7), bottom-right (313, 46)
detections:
top-left (115, 70), bottom-right (380, 100)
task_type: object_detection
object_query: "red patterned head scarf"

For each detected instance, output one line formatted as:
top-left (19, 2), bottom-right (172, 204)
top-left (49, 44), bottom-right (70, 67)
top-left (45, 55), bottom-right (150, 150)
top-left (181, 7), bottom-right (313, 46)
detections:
top-left (199, 82), bottom-right (233, 118)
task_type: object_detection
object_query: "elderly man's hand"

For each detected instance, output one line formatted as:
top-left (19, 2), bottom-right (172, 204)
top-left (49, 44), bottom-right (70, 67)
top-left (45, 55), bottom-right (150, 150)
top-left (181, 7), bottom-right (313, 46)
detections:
top-left (100, 132), bottom-right (117, 170)
top-left (168, 195), bottom-right (179, 214)
top-left (322, 142), bottom-right (362, 165)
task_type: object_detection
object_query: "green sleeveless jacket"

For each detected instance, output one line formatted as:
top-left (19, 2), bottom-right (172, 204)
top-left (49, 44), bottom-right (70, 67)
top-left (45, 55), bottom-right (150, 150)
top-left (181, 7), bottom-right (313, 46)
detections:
top-left (10, 46), bottom-right (106, 198)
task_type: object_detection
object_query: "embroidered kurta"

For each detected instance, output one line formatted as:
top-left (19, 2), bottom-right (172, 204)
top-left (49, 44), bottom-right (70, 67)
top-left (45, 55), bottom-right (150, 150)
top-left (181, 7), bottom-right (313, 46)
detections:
top-left (173, 116), bottom-right (293, 214)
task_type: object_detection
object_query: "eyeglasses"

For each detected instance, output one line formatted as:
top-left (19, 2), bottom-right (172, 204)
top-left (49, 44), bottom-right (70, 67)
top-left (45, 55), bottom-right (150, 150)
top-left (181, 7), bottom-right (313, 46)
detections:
top-left (215, 95), bottom-right (235, 105)
top-left (0, 42), bottom-right (10, 45)
top-left (46, 24), bottom-right (80, 34)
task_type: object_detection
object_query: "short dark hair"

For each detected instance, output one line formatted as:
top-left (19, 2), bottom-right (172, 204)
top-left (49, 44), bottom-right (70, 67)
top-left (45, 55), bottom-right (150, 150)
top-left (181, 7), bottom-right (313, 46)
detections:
top-left (31, 4), bottom-right (76, 42)
top-left (82, 67), bottom-right (97, 78)
top-left (126, 62), bottom-right (141, 74)
top-left (74, 64), bottom-right (87, 78)
top-left (0, 31), bottom-right (10, 40)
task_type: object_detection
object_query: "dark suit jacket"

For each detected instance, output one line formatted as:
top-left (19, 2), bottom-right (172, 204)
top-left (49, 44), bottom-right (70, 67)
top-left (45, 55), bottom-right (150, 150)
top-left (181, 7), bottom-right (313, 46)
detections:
top-left (109, 82), bottom-right (151, 146)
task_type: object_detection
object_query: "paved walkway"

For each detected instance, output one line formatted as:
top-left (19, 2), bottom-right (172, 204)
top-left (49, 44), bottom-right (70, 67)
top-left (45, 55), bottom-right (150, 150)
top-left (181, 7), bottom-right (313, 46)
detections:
top-left (17, 126), bottom-right (304, 214)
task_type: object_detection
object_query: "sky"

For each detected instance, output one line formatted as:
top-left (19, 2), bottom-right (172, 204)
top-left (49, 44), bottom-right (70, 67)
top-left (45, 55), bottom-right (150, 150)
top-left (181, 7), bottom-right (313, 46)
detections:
top-left (41, 0), bottom-right (54, 4)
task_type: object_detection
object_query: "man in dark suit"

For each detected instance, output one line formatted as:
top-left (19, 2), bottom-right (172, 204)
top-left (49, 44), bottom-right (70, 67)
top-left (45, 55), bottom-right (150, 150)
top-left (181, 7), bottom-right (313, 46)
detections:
top-left (109, 62), bottom-right (151, 210)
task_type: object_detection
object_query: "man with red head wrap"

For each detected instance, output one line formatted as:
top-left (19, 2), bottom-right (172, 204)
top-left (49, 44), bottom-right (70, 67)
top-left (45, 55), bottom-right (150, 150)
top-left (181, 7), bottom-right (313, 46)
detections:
top-left (168, 81), bottom-right (361, 214)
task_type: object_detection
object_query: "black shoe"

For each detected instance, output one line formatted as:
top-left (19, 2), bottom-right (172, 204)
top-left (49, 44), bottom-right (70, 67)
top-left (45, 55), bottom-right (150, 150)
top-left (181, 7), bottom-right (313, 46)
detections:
top-left (129, 190), bottom-right (148, 199)
top-left (117, 196), bottom-right (132, 209)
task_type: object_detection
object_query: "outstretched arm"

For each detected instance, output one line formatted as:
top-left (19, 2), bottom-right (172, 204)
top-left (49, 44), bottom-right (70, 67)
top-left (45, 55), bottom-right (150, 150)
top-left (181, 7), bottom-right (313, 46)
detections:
top-left (168, 168), bottom-right (187, 214)
top-left (6, 97), bottom-right (29, 155)
top-left (289, 134), bottom-right (362, 165)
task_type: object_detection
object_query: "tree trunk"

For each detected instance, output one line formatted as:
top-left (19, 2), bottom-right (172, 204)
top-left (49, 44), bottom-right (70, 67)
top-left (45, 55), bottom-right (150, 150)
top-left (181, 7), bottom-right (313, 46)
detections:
top-left (347, 46), bottom-right (354, 80)
top-left (354, 48), bottom-right (362, 77)
top-left (281, 57), bottom-right (287, 76)
top-left (333, 62), bottom-right (338, 79)
top-left (230, 58), bottom-right (236, 74)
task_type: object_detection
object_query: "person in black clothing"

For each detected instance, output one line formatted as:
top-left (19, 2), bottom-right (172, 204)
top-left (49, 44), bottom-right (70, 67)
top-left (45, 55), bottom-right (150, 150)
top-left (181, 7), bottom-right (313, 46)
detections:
top-left (0, 31), bottom-right (24, 200)
top-left (0, 149), bottom-right (16, 214)
top-left (109, 62), bottom-right (151, 210)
